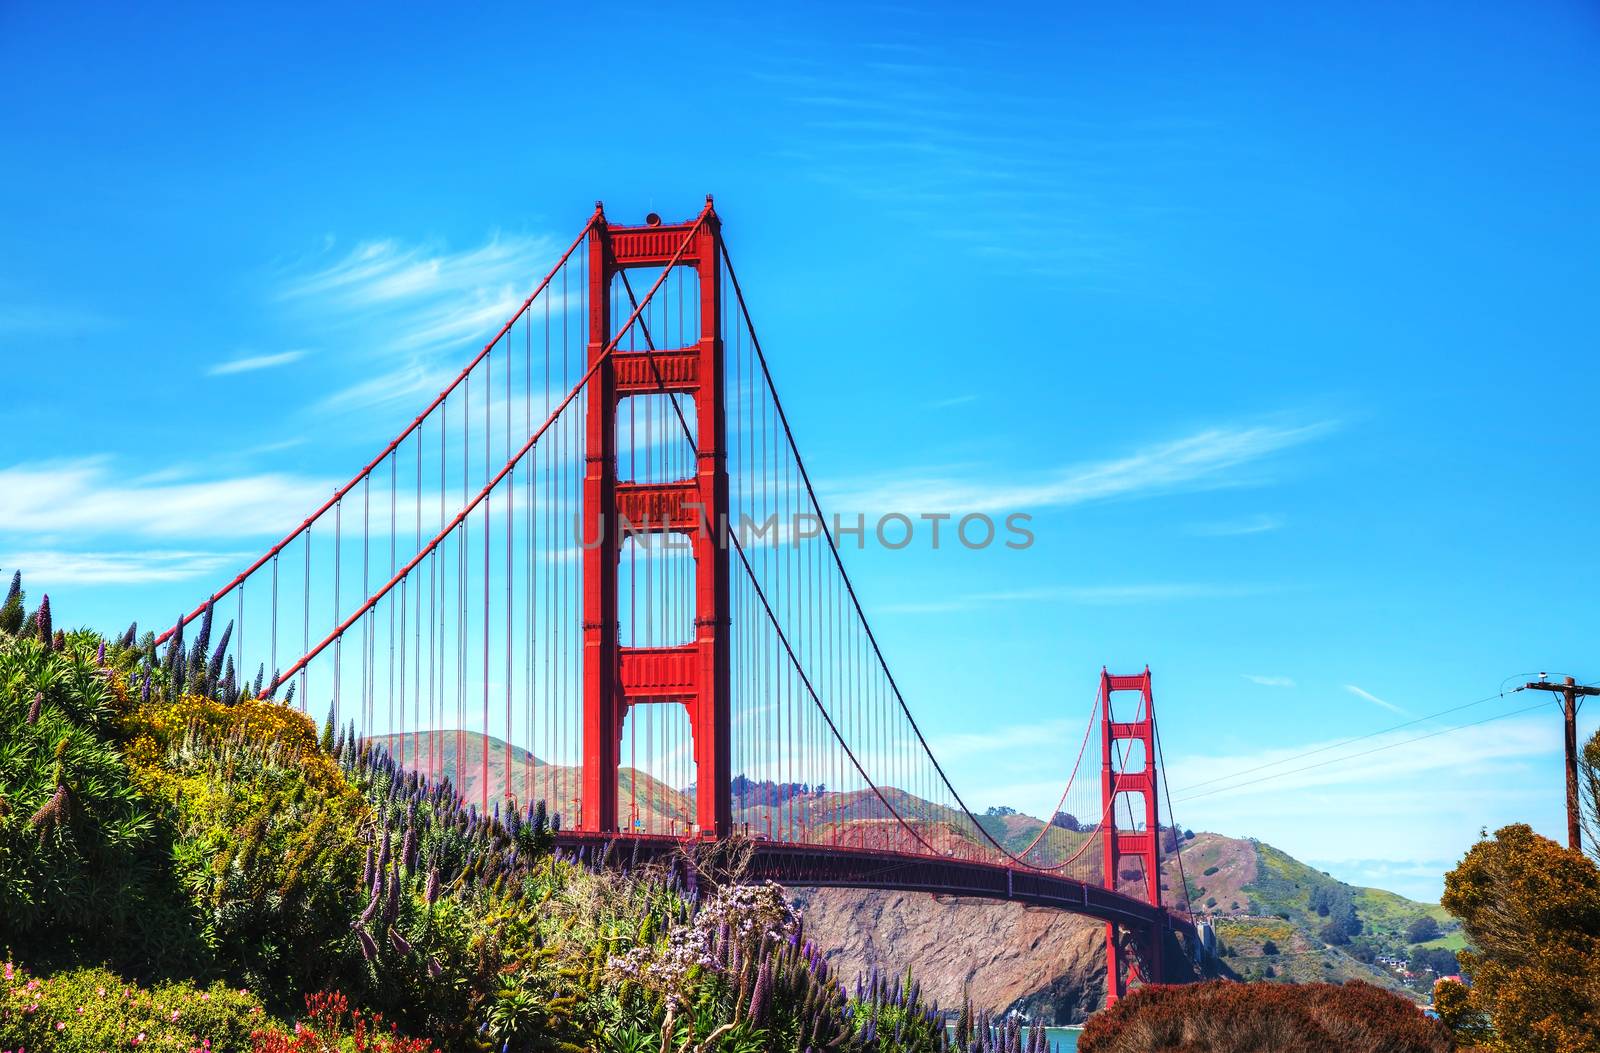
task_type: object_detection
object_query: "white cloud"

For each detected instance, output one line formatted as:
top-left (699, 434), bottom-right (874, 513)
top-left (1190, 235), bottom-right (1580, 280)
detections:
top-left (208, 350), bottom-right (306, 376)
top-left (279, 233), bottom-right (565, 412)
top-left (281, 235), bottom-right (556, 308)
top-left (879, 581), bottom-right (1270, 614)
top-left (930, 717), bottom-right (1082, 761)
top-left (985, 583), bottom-right (1269, 605)
top-left (1345, 683), bottom-right (1407, 715)
top-left (0, 549), bottom-right (241, 585)
top-left (1243, 674), bottom-right (1296, 688)
top-left (1189, 514), bottom-right (1284, 537)
top-left (823, 420), bottom-right (1336, 516)
top-left (1162, 714), bottom-right (1558, 899)
top-left (1169, 713), bottom-right (1550, 804)
top-left (1305, 857), bottom-right (1460, 897)
top-left (0, 458), bottom-right (332, 540)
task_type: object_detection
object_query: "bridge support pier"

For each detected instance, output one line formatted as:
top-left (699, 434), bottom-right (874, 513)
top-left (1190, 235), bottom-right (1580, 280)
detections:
top-left (581, 203), bottom-right (731, 838)
top-left (1101, 667), bottom-right (1163, 1007)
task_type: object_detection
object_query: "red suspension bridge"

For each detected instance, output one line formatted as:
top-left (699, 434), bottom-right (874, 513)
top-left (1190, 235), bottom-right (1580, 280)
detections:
top-left (153, 200), bottom-right (1201, 1006)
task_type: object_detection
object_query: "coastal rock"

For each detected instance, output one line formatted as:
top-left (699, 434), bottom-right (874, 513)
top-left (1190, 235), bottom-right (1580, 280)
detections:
top-left (789, 887), bottom-right (1107, 1024)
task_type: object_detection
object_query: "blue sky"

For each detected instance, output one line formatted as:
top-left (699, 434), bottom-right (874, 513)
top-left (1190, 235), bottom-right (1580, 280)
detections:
top-left (3, 1), bottom-right (1597, 900)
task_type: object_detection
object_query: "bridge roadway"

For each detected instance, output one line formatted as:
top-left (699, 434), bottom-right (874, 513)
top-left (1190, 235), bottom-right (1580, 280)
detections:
top-left (551, 831), bottom-right (1193, 936)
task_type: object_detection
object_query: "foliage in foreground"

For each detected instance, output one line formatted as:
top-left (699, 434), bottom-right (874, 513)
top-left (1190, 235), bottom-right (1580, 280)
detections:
top-left (0, 962), bottom-right (268, 1053)
top-left (1075, 979), bottom-right (1452, 1053)
top-left (1437, 820), bottom-right (1600, 1053)
top-left (250, 991), bottom-right (438, 1053)
top-left (0, 582), bottom-right (951, 1052)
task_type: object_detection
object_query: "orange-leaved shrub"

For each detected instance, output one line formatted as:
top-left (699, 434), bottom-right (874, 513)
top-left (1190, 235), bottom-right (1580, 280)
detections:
top-left (1077, 979), bottom-right (1452, 1053)
top-left (1441, 822), bottom-right (1600, 1053)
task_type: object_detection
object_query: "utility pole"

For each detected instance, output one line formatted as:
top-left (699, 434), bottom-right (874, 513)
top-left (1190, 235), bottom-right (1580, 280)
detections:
top-left (1524, 676), bottom-right (1600, 852)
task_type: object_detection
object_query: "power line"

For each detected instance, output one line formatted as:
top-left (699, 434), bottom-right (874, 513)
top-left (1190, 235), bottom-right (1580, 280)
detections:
top-left (1175, 698), bottom-right (1553, 804)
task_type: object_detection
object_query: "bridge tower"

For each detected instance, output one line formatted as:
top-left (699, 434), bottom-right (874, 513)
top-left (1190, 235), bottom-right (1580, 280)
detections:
top-left (581, 201), bottom-right (732, 838)
top-left (1100, 667), bottom-right (1164, 1005)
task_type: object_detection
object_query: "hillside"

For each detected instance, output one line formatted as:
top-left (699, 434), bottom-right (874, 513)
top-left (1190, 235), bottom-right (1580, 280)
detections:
top-left (793, 830), bottom-right (1461, 1024)
top-left (384, 728), bottom-right (1463, 1023)
top-left (366, 729), bottom-right (696, 832)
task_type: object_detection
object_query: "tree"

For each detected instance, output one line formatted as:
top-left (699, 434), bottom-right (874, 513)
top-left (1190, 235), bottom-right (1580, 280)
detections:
top-left (1441, 823), bottom-right (1600, 1051)
top-left (1261, 939), bottom-right (1279, 956)
top-left (1050, 811), bottom-right (1081, 831)
top-left (1319, 921), bottom-right (1351, 946)
top-left (1583, 726), bottom-right (1600, 864)
top-left (1410, 947), bottom-right (1458, 976)
top-left (1405, 915), bottom-right (1442, 944)
top-left (984, 805), bottom-right (1017, 818)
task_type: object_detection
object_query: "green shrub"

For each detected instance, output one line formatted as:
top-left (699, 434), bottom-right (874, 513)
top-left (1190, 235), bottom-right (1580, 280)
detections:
top-left (0, 635), bottom-right (208, 977)
top-left (1202, 865), bottom-right (1219, 877)
top-left (0, 962), bottom-right (270, 1053)
top-left (0, 606), bottom-right (951, 1053)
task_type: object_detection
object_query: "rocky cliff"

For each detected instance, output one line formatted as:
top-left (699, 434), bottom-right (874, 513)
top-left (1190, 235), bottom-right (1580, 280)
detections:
top-left (789, 887), bottom-right (1109, 1024)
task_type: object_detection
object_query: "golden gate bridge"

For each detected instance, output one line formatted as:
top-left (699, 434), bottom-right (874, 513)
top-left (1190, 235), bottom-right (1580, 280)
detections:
top-left (150, 200), bottom-right (1201, 1007)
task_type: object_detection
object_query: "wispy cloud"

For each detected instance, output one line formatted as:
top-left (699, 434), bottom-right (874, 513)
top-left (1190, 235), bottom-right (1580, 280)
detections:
top-left (930, 717), bottom-right (1082, 761)
top-left (1189, 514), bottom-right (1284, 537)
top-left (1345, 684), bottom-right (1407, 715)
top-left (208, 350), bottom-right (306, 376)
top-left (1243, 674), bottom-right (1296, 688)
top-left (824, 419), bottom-right (1336, 516)
top-left (1169, 716), bottom-right (1551, 804)
top-left (878, 581), bottom-right (1270, 614)
top-left (925, 394), bottom-right (978, 410)
top-left (0, 549), bottom-right (241, 585)
top-left (279, 233), bottom-right (561, 412)
top-left (755, 41), bottom-right (1219, 276)
top-left (1163, 715), bottom-right (1555, 899)
top-left (0, 458), bottom-right (331, 540)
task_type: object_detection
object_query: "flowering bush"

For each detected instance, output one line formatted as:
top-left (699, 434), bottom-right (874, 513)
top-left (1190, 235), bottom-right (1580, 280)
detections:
top-left (0, 597), bottom-right (951, 1053)
top-left (0, 963), bottom-right (269, 1053)
top-left (609, 881), bottom-right (799, 1006)
top-left (123, 711), bottom-right (368, 1008)
top-left (247, 991), bottom-right (437, 1053)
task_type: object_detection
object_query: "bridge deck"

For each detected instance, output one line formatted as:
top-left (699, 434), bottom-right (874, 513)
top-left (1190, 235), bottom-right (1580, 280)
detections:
top-left (552, 832), bottom-right (1191, 935)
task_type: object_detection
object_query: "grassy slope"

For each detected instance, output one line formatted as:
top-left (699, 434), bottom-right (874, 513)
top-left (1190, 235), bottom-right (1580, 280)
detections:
top-left (964, 813), bottom-right (1464, 995)
top-left (1214, 840), bottom-right (1463, 993)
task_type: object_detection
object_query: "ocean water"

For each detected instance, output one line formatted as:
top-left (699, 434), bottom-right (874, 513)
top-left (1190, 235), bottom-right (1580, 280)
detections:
top-left (952, 1026), bottom-right (1081, 1052)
